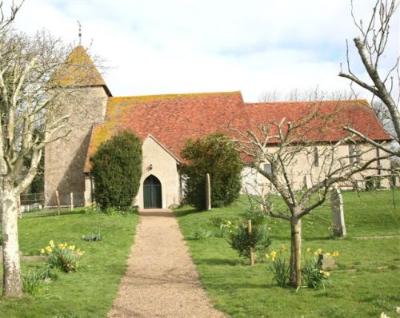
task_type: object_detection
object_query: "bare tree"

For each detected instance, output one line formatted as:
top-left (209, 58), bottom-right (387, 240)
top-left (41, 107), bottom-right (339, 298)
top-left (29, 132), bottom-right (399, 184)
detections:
top-left (0, 2), bottom-right (81, 296)
top-left (0, 0), bottom-right (23, 32)
top-left (238, 105), bottom-right (390, 287)
top-left (339, 0), bottom-right (400, 155)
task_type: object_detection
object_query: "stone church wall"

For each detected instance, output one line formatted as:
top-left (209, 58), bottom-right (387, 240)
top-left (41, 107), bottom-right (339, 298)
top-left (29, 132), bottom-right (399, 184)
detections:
top-left (44, 86), bottom-right (108, 207)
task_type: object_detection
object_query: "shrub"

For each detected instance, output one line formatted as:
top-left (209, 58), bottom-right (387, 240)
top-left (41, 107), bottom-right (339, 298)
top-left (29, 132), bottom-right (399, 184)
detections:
top-left (91, 131), bottom-right (142, 210)
top-left (266, 247), bottom-right (290, 287)
top-left (180, 133), bottom-right (242, 210)
top-left (228, 220), bottom-right (271, 261)
top-left (41, 240), bottom-right (84, 273)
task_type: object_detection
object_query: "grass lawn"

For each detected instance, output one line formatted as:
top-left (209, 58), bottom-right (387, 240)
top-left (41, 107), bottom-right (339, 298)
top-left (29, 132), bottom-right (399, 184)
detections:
top-left (0, 209), bottom-right (138, 318)
top-left (176, 190), bottom-right (400, 318)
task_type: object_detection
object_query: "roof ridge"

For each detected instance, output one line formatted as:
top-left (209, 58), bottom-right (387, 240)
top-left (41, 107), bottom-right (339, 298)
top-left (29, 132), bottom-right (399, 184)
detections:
top-left (247, 99), bottom-right (369, 106)
top-left (109, 91), bottom-right (242, 100)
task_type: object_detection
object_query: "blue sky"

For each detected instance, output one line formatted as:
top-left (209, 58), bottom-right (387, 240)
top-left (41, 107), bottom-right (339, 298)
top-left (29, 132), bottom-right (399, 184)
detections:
top-left (12, 0), bottom-right (400, 102)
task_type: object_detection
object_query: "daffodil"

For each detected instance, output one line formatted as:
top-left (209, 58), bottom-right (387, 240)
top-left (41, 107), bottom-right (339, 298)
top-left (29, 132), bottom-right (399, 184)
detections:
top-left (306, 247), bottom-right (311, 253)
top-left (49, 240), bottom-right (54, 248)
top-left (40, 248), bottom-right (45, 254)
top-left (314, 248), bottom-right (322, 256)
top-left (332, 251), bottom-right (339, 257)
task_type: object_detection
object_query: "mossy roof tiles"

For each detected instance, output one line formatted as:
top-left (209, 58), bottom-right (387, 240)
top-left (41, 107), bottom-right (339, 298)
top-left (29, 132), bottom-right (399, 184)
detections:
top-left (83, 93), bottom-right (390, 172)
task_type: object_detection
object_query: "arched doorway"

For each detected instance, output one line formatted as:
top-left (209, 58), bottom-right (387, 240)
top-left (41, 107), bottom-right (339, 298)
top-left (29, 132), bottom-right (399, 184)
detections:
top-left (143, 175), bottom-right (162, 208)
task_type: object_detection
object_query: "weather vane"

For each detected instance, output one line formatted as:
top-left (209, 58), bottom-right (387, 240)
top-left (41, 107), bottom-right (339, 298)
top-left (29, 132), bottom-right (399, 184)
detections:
top-left (77, 20), bottom-right (82, 45)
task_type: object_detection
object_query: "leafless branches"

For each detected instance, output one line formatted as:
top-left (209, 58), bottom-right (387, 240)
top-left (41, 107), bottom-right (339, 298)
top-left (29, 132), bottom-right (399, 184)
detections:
top-left (239, 112), bottom-right (389, 221)
top-left (339, 0), bottom-right (400, 149)
top-left (0, 0), bottom-right (24, 32)
top-left (237, 102), bottom-right (390, 286)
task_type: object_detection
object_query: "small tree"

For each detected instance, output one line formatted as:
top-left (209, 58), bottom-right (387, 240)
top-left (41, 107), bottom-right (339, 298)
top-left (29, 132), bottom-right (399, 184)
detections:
top-left (181, 133), bottom-right (242, 210)
top-left (91, 131), bottom-right (142, 210)
top-left (238, 105), bottom-right (389, 287)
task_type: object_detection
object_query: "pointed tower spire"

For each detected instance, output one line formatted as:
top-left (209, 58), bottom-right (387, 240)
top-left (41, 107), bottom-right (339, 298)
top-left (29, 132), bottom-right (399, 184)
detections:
top-left (52, 46), bottom-right (112, 96)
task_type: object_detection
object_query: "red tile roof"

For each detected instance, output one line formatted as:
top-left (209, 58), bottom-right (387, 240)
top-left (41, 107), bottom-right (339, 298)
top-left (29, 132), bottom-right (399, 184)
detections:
top-left (84, 91), bottom-right (249, 172)
top-left (84, 93), bottom-right (391, 172)
top-left (245, 100), bottom-right (391, 144)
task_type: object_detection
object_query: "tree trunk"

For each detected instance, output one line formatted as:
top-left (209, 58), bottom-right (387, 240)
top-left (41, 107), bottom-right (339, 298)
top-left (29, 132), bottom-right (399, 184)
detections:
top-left (289, 217), bottom-right (302, 287)
top-left (1, 184), bottom-right (23, 297)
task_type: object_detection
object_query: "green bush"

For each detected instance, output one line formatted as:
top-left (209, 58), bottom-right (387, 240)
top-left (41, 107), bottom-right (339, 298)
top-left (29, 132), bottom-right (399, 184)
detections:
top-left (180, 133), bottom-right (242, 210)
top-left (91, 131), bottom-right (142, 210)
top-left (228, 221), bottom-right (271, 261)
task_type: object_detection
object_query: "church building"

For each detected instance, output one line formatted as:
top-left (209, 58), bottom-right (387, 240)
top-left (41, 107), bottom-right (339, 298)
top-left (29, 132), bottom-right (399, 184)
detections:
top-left (44, 46), bottom-right (391, 209)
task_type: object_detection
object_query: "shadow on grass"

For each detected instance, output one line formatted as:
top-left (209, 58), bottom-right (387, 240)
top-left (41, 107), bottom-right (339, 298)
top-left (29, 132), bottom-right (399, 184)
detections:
top-left (194, 258), bottom-right (241, 266)
top-left (204, 281), bottom-right (275, 290)
top-left (174, 208), bottom-right (202, 218)
top-left (139, 211), bottom-right (175, 217)
top-left (22, 209), bottom-right (86, 219)
top-left (270, 235), bottom-right (333, 241)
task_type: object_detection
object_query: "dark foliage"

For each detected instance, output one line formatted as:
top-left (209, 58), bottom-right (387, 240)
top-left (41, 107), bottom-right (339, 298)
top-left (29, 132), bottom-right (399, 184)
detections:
top-left (91, 131), bottom-right (142, 209)
top-left (228, 221), bottom-right (271, 259)
top-left (180, 133), bottom-right (242, 210)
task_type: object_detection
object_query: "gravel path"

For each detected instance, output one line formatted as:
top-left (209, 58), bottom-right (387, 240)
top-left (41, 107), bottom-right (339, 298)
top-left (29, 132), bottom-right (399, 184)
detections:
top-left (108, 209), bottom-right (227, 318)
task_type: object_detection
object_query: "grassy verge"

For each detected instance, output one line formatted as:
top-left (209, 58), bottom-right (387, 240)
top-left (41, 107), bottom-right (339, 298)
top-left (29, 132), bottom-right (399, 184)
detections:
top-left (0, 209), bottom-right (138, 318)
top-left (176, 190), bottom-right (400, 318)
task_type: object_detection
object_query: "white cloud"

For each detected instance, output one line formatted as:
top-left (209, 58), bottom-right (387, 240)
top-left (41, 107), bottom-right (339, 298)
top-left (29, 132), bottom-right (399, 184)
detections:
top-left (9, 0), bottom-right (400, 101)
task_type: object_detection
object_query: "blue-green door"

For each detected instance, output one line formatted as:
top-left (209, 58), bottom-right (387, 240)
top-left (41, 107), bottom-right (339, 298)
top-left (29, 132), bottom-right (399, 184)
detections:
top-left (143, 175), bottom-right (162, 208)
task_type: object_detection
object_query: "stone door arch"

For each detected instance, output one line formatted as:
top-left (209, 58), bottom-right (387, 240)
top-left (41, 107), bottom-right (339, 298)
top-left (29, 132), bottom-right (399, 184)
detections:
top-left (143, 175), bottom-right (162, 208)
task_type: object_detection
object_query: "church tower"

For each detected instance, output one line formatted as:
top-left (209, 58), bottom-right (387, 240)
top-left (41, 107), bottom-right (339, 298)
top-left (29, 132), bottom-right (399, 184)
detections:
top-left (44, 46), bottom-right (111, 207)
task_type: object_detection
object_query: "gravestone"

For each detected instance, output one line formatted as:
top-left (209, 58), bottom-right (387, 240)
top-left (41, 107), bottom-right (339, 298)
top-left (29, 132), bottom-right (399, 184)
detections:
top-left (321, 253), bottom-right (337, 270)
top-left (330, 186), bottom-right (346, 237)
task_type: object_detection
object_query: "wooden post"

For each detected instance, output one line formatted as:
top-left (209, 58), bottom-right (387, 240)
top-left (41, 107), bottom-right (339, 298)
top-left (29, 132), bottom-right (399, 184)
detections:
top-left (70, 192), bottom-right (74, 211)
top-left (248, 219), bottom-right (255, 266)
top-left (205, 173), bottom-right (211, 211)
top-left (55, 190), bottom-right (60, 215)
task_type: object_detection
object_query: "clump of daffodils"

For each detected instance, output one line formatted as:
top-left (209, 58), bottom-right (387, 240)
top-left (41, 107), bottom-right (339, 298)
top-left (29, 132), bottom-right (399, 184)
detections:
top-left (40, 240), bottom-right (84, 272)
top-left (266, 245), bottom-right (289, 287)
top-left (302, 247), bottom-right (339, 289)
top-left (265, 244), bottom-right (287, 262)
top-left (306, 247), bottom-right (339, 258)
